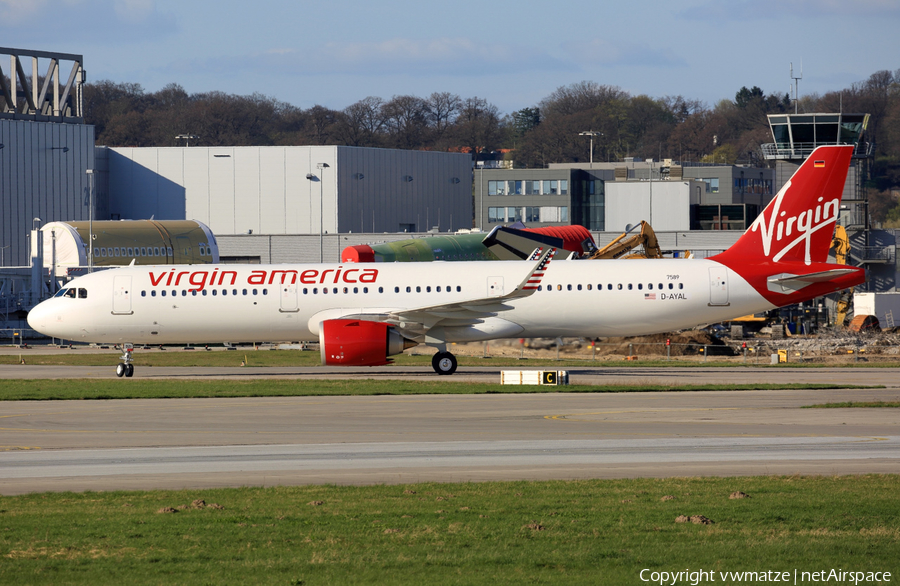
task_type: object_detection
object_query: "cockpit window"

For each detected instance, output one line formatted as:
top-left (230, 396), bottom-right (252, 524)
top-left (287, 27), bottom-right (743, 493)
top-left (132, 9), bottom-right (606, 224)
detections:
top-left (63, 288), bottom-right (77, 298)
top-left (78, 288), bottom-right (88, 299)
top-left (53, 288), bottom-right (69, 298)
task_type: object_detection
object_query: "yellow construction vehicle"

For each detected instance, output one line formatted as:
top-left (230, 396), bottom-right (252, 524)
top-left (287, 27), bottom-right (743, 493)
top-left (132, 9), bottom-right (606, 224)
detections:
top-left (589, 221), bottom-right (663, 259)
top-left (831, 224), bottom-right (853, 326)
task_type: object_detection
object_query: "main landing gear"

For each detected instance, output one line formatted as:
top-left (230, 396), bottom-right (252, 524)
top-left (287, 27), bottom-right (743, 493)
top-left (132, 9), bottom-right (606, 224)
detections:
top-left (431, 351), bottom-right (457, 375)
top-left (116, 343), bottom-right (135, 378)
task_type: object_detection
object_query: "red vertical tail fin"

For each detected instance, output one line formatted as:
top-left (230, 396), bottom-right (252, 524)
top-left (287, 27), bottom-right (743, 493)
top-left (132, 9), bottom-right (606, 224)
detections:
top-left (713, 145), bottom-right (853, 266)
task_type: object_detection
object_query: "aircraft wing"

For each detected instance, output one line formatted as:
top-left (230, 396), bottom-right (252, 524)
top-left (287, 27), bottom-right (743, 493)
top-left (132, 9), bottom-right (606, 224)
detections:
top-left (321, 247), bottom-right (555, 339)
top-left (386, 247), bottom-right (556, 330)
top-left (482, 225), bottom-right (566, 260)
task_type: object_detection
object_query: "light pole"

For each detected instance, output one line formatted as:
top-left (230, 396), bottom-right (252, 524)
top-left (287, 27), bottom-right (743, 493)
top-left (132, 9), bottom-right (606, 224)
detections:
top-left (175, 134), bottom-right (199, 147)
top-left (648, 160), bottom-right (653, 226)
top-left (307, 163), bottom-right (330, 263)
top-left (86, 169), bottom-right (94, 272)
top-left (318, 163), bottom-right (330, 262)
top-left (578, 131), bottom-right (602, 168)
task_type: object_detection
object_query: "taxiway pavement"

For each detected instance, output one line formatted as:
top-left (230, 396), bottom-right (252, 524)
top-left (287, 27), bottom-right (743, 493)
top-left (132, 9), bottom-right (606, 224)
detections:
top-left (1, 365), bottom-right (899, 494)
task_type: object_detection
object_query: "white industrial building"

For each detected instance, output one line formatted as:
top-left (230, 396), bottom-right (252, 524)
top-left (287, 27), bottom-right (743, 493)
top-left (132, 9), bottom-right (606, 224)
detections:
top-left (603, 181), bottom-right (696, 232)
top-left (104, 145), bottom-right (472, 238)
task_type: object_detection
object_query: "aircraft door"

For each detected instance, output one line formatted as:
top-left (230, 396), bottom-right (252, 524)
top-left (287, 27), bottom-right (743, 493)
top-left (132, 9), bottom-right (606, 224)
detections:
top-left (708, 266), bottom-right (729, 306)
top-left (176, 235), bottom-right (193, 263)
top-left (112, 276), bottom-right (133, 315)
top-left (280, 283), bottom-right (299, 312)
top-left (487, 276), bottom-right (504, 297)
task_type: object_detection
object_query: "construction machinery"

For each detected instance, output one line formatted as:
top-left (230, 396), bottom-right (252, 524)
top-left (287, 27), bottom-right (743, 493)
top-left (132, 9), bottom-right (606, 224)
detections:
top-left (588, 221), bottom-right (663, 259)
top-left (832, 224), bottom-right (854, 326)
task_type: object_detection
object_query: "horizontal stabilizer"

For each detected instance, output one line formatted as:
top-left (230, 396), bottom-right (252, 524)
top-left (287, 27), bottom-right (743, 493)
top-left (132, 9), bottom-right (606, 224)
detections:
top-left (767, 268), bottom-right (857, 294)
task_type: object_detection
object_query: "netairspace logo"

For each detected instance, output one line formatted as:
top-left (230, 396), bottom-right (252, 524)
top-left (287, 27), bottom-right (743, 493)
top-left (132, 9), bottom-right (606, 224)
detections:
top-left (639, 568), bottom-right (892, 585)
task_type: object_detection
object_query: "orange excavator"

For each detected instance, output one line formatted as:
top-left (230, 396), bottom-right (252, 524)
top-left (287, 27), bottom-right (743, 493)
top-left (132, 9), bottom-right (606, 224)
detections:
top-left (588, 220), bottom-right (663, 259)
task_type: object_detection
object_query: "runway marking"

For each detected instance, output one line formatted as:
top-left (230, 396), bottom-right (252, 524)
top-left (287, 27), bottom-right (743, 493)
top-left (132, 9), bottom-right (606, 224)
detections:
top-left (0, 446), bottom-right (41, 451)
top-left (545, 407), bottom-right (743, 421)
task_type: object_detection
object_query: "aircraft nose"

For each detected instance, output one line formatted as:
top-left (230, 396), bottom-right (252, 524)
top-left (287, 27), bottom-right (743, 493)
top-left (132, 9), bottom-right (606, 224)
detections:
top-left (27, 300), bottom-right (52, 334)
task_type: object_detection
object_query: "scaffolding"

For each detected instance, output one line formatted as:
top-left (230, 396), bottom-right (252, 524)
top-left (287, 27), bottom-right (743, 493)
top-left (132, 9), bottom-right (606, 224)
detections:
top-left (0, 47), bottom-right (84, 122)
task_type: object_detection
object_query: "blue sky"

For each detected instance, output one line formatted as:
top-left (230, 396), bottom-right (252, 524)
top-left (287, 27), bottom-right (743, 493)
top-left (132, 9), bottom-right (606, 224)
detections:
top-left (2, 0), bottom-right (898, 115)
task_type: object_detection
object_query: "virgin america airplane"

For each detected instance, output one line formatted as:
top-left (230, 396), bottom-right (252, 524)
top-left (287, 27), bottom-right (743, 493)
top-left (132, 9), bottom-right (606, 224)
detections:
top-left (27, 146), bottom-right (864, 377)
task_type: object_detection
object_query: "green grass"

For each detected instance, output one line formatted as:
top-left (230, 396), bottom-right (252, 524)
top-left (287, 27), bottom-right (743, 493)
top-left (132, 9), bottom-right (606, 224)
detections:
top-left (1, 476), bottom-right (898, 585)
top-left (804, 401), bottom-right (900, 408)
top-left (0, 379), bottom-right (874, 401)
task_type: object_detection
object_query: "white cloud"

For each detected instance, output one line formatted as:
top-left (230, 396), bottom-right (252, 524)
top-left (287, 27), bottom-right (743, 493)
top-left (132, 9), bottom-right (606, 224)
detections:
top-left (561, 39), bottom-right (687, 69)
top-left (113, 0), bottom-right (157, 23)
top-left (0, 0), bottom-right (176, 42)
top-left (186, 37), bottom-right (575, 78)
top-left (679, 0), bottom-right (900, 21)
top-left (0, 0), bottom-right (49, 22)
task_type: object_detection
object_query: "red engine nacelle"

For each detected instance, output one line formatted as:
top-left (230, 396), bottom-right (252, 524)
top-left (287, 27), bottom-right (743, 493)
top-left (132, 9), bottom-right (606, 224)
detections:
top-left (319, 319), bottom-right (416, 366)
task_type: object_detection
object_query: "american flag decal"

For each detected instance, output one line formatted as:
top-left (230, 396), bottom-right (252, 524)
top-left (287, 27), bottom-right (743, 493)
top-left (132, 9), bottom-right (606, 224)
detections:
top-left (644, 293), bottom-right (656, 300)
top-left (527, 247), bottom-right (544, 261)
top-left (522, 248), bottom-right (556, 290)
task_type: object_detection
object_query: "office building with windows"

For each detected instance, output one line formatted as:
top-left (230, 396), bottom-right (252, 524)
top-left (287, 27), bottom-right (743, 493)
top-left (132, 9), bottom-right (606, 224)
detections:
top-left (475, 160), bottom-right (775, 233)
top-left (475, 168), bottom-right (613, 232)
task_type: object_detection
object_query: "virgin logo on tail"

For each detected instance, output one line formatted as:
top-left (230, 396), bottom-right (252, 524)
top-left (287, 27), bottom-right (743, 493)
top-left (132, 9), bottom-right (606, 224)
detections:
top-left (715, 145), bottom-right (853, 268)
top-left (750, 182), bottom-right (840, 265)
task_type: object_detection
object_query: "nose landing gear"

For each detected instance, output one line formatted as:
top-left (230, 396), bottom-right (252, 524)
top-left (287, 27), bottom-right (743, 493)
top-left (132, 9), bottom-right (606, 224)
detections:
top-left (116, 343), bottom-right (135, 377)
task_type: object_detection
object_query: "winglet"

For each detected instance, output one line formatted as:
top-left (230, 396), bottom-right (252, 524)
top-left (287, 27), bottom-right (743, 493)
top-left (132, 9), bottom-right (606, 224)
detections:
top-left (519, 247), bottom-right (556, 291)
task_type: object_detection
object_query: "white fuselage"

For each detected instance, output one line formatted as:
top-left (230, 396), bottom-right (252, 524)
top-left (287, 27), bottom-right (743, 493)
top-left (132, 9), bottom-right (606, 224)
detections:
top-left (28, 258), bottom-right (773, 345)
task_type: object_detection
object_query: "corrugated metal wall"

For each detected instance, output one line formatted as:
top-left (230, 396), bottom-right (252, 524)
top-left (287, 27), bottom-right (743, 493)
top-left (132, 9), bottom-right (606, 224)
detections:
top-left (337, 147), bottom-right (471, 234)
top-left (0, 119), bottom-right (97, 266)
top-left (108, 146), bottom-right (472, 239)
top-left (604, 182), bottom-right (692, 232)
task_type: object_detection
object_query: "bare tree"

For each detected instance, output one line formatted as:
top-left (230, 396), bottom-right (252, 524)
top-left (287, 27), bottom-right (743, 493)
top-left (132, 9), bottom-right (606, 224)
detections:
top-left (381, 95), bottom-right (429, 149)
top-left (335, 96), bottom-right (385, 146)
top-left (425, 91), bottom-right (461, 141)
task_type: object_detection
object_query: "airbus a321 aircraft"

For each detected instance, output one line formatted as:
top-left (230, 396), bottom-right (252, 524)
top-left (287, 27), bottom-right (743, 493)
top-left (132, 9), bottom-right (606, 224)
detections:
top-left (28, 145), bottom-right (865, 377)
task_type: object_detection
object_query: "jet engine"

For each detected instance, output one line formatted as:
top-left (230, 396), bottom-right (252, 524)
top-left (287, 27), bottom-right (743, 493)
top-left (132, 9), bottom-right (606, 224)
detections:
top-left (319, 319), bottom-right (417, 366)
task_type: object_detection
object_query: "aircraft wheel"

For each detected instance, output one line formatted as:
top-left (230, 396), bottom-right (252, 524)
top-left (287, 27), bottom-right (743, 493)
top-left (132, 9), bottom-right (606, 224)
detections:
top-left (432, 352), bottom-right (458, 375)
top-left (125, 364), bottom-right (135, 378)
top-left (116, 363), bottom-right (126, 378)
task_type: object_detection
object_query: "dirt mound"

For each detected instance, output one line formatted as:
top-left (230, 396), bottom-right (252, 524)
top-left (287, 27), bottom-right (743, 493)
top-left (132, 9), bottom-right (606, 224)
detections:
top-left (676, 515), bottom-right (714, 525)
top-left (595, 331), bottom-right (735, 357)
